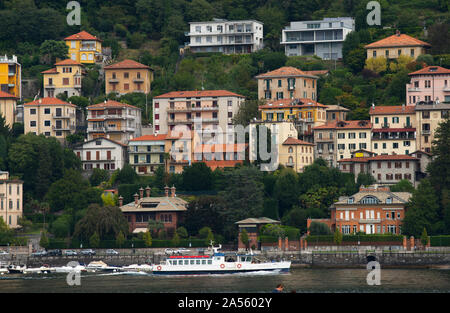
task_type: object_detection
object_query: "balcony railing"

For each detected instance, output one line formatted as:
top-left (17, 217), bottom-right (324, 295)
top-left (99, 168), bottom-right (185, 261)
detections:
top-left (53, 113), bottom-right (75, 119)
top-left (422, 129), bottom-right (431, 135)
top-left (52, 125), bottom-right (75, 131)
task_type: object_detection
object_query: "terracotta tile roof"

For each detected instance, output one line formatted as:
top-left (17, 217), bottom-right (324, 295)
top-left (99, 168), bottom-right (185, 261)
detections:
top-left (304, 70), bottom-right (329, 76)
top-left (55, 59), bottom-right (83, 66)
top-left (255, 66), bottom-right (319, 79)
top-left (73, 137), bottom-right (128, 148)
top-left (283, 137), bottom-right (314, 146)
top-left (41, 68), bottom-right (58, 74)
top-left (369, 105), bottom-right (415, 115)
top-left (408, 65), bottom-right (450, 76)
top-left (364, 33), bottom-right (431, 49)
top-left (338, 154), bottom-right (418, 163)
top-left (313, 120), bottom-right (372, 130)
top-left (154, 90), bottom-right (245, 99)
top-left (259, 98), bottom-right (327, 109)
top-left (130, 134), bottom-right (167, 142)
top-left (88, 100), bottom-right (140, 110)
top-left (23, 97), bottom-right (73, 106)
top-left (0, 91), bottom-right (16, 99)
top-left (64, 31), bottom-right (101, 41)
top-left (104, 59), bottom-right (150, 70)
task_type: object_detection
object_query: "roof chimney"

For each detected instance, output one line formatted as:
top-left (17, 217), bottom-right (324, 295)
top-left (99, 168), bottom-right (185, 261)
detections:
top-left (164, 186), bottom-right (169, 197)
top-left (134, 193), bottom-right (139, 205)
top-left (139, 187), bottom-right (144, 199)
top-left (396, 29), bottom-right (400, 36)
top-left (118, 195), bottom-right (123, 207)
top-left (145, 186), bottom-right (151, 197)
top-left (170, 185), bottom-right (176, 198)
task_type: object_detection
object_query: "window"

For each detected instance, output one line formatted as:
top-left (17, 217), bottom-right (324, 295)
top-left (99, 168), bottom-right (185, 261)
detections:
top-left (30, 121), bottom-right (36, 127)
top-left (361, 196), bottom-right (379, 204)
top-left (44, 120), bottom-right (51, 127)
top-left (63, 78), bottom-right (69, 85)
top-left (124, 72), bottom-right (129, 79)
top-left (359, 132), bottom-right (366, 139)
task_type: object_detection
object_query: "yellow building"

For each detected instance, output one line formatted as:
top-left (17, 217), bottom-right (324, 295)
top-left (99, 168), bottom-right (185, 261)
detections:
top-left (23, 97), bottom-right (77, 141)
top-left (41, 59), bottom-right (84, 98)
top-left (0, 171), bottom-right (23, 229)
top-left (0, 55), bottom-right (21, 100)
top-left (104, 59), bottom-right (153, 95)
top-left (255, 66), bottom-right (318, 101)
top-left (0, 91), bottom-right (17, 127)
top-left (364, 31), bottom-right (431, 60)
top-left (280, 137), bottom-right (315, 172)
top-left (64, 31), bottom-right (102, 64)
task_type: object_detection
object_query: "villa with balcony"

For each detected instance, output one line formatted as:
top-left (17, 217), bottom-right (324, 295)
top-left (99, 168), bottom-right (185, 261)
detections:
top-left (406, 66), bottom-right (450, 105)
top-left (281, 17), bottom-right (355, 59)
top-left (104, 59), bottom-right (153, 96)
top-left (186, 19), bottom-right (264, 54)
top-left (86, 100), bottom-right (142, 144)
top-left (64, 31), bottom-right (103, 64)
top-left (41, 59), bottom-right (84, 98)
top-left (307, 185), bottom-right (412, 235)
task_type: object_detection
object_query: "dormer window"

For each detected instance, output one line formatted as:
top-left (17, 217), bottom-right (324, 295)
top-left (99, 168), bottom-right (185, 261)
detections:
top-left (361, 196), bottom-right (379, 204)
top-left (386, 197), bottom-right (393, 204)
top-left (347, 197), bottom-right (354, 204)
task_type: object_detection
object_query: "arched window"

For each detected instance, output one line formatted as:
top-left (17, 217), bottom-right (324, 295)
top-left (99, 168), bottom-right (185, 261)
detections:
top-left (288, 147), bottom-right (293, 153)
top-left (360, 196), bottom-right (380, 204)
top-left (81, 54), bottom-right (87, 61)
top-left (288, 156), bottom-right (293, 164)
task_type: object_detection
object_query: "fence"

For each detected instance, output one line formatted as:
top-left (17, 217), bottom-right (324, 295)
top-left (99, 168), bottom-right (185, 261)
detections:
top-left (47, 238), bottom-right (209, 249)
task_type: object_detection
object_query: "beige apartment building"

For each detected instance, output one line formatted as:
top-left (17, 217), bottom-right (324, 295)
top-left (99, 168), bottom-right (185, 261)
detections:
top-left (0, 91), bottom-right (17, 127)
top-left (364, 31), bottom-right (431, 60)
top-left (313, 120), bottom-right (372, 164)
top-left (129, 134), bottom-right (167, 175)
top-left (152, 90), bottom-right (245, 136)
top-left (280, 137), bottom-right (314, 172)
top-left (415, 101), bottom-right (450, 154)
top-left (23, 97), bottom-right (77, 141)
top-left (41, 59), bottom-right (84, 98)
top-left (86, 100), bottom-right (142, 144)
top-left (369, 105), bottom-right (417, 155)
top-left (0, 171), bottom-right (23, 229)
top-left (104, 59), bottom-right (153, 95)
top-left (255, 66), bottom-right (318, 101)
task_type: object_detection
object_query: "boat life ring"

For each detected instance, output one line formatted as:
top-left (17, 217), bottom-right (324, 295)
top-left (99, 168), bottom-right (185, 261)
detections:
top-left (156, 265), bottom-right (162, 271)
top-left (237, 263), bottom-right (242, 269)
top-left (220, 264), bottom-right (225, 269)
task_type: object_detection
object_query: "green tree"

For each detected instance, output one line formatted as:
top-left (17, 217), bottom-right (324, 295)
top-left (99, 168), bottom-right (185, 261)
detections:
top-left (171, 232), bottom-right (180, 246)
top-left (40, 40), bottom-right (68, 64)
top-left (273, 169), bottom-right (299, 217)
top-left (309, 221), bottom-right (332, 235)
top-left (143, 231), bottom-right (152, 247)
top-left (182, 162), bottom-right (213, 191)
top-left (390, 180), bottom-right (415, 193)
top-left (334, 228), bottom-right (343, 245)
top-left (421, 228), bottom-right (429, 247)
top-left (39, 231), bottom-right (49, 249)
top-left (90, 231), bottom-right (100, 248)
top-left (176, 226), bottom-right (188, 239)
top-left (240, 229), bottom-right (249, 249)
top-left (90, 168), bottom-right (110, 187)
top-left (115, 231), bottom-right (125, 248)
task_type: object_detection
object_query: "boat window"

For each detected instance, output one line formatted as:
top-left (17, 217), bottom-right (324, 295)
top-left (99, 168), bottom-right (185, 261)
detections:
top-left (202, 260), bottom-right (206, 265)
top-left (190, 260), bottom-right (195, 265)
top-left (172, 260), bottom-right (177, 265)
top-left (184, 260), bottom-right (189, 265)
top-left (196, 260), bottom-right (200, 265)
top-left (208, 260), bottom-right (212, 265)
top-left (168, 260), bottom-right (172, 265)
top-left (247, 257), bottom-right (252, 262)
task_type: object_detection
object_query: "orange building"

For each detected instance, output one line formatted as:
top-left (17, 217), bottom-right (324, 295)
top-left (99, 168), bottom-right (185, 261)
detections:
top-left (307, 185), bottom-right (411, 235)
top-left (104, 59), bottom-right (153, 95)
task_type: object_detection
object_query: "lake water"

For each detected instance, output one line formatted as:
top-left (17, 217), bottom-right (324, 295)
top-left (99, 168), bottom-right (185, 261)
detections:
top-left (0, 267), bottom-right (449, 293)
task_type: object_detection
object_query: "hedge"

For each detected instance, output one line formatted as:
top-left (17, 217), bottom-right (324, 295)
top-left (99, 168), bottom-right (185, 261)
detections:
top-left (47, 238), bottom-right (209, 249)
top-left (259, 235), bottom-right (278, 243)
top-left (306, 234), bottom-right (403, 243)
top-left (430, 236), bottom-right (450, 247)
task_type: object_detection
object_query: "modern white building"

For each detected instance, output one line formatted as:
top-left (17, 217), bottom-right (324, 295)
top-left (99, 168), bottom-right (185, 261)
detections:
top-left (281, 17), bottom-right (355, 59)
top-left (73, 137), bottom-right (128, 172)
top-left (186, 19), bottom-right (264, 54)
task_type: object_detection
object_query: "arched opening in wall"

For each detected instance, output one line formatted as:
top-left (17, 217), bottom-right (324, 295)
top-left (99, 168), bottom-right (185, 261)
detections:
top-left (367, 255), bottom-right (377, 263)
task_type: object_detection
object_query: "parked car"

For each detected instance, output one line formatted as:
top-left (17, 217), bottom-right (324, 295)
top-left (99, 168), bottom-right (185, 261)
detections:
top-left (81, 249), bottom-right (96, 256)
top-left (175, 248), bottom-right (191, 255)
top-left (0, 250), bottom-right (9, 255)
top-left (31, 250), bottom-right (48, 257)
top-left (47, 249), bottom-right (62, 256)
top-left (164, 248), bottom-right (174, 255)
top-left (105, 249), bottom-right (119, 255)
top-left (63, 250), bottom-right (78, 256)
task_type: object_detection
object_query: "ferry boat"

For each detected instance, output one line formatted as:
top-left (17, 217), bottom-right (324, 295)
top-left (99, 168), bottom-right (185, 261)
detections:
top-left (152, 245), bottom-right (291, 275)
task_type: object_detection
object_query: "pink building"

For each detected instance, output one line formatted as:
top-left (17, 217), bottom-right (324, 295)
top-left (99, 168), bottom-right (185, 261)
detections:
top-left (406, 66), bottom-right (450, 105)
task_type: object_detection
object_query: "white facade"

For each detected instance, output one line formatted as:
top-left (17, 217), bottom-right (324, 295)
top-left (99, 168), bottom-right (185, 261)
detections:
top-left (187, 19), bottom-right (264, 54)
top-left (73, 137), bottom-right (127, 172)
top-left (281, 17), bottom-right (355, 59)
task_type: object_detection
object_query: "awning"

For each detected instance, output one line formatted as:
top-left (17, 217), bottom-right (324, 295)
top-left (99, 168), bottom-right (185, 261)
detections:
top-left (132, 228), bottom-right (148, 234)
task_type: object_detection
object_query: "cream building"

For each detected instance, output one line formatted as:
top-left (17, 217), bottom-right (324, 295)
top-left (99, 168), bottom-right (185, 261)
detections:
top-left (129, 134), bottom-right (167, 175)
top-left (23, 97), bottom-right (77, 141)
top-left (280, 137), bottom-right (315, 172)
top-left (41, 59), bottom-right (84, 98)
top-left (415, 101), bottom-right (450, 154)
top-left (369, 105), bottom-right (417, 155)
top-left (255, 66), bottom-right (318, 101)
top-left (0, 171), bottom-right (23, 229)
top-left (0, 91), bottom-right (17, 127)
top-left (364, 31), bottom-right (431, 60)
